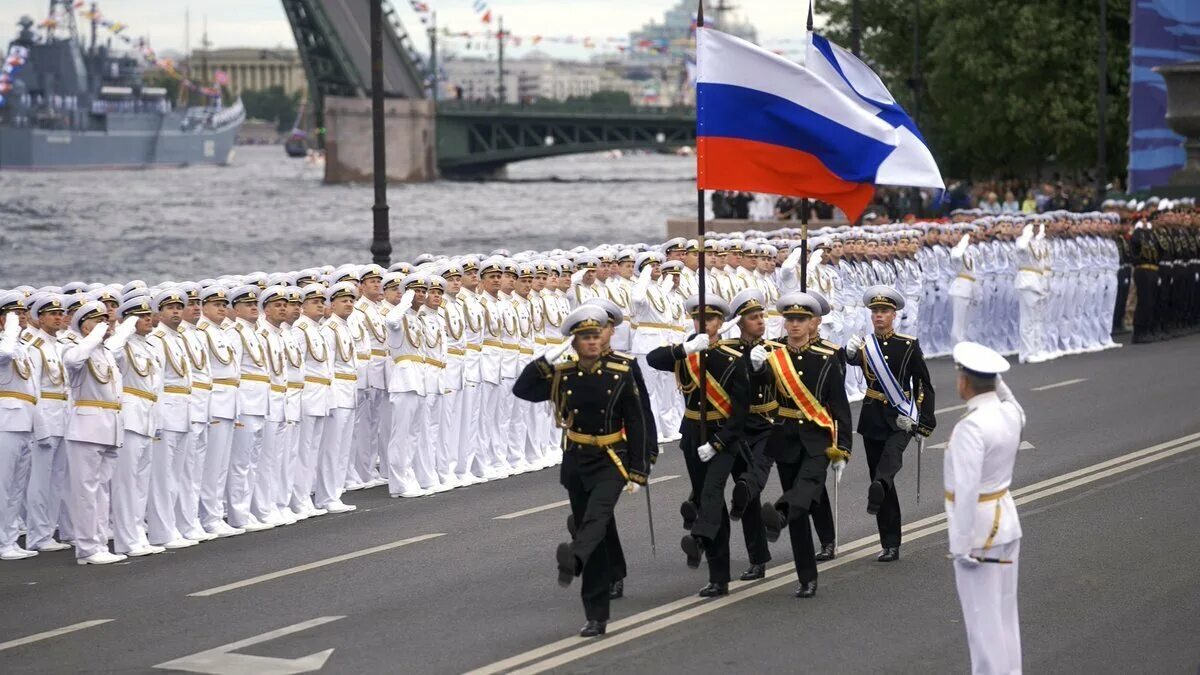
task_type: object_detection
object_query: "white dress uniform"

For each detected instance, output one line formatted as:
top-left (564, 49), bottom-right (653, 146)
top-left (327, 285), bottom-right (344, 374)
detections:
top-left (945, 344), bottom-right (1024, 675)
top-left (419, 300), bottom-right (452, 490)
top-left (147, 321), bottom-right (196, 547)
top-left (438, 288), bottom-right (468, 484)
top-left (179, 315), bottom-right (213, 541)
top-left (314, 301), bottom-right (358, 513)
top-left (606, 275), bottom-right (634, 352)
top-left (22, 320), bottom-right (73, 552)
top-left (279, 315), bottom-right (305, 517)
top-left (456, 286), bottom-right (488, 482)
top-left (292, 311), bottom-right (331, 516)
top-left (227, 311), bottom-right (271, 530)
top-left (111, 325), bottom-right (162, 554)
top-left (479, 288), bottom-right (514, 477)
top-left (0, 309), bottom-right (38, 559)
top-left (349, 295), bottom-right (389, 489)
top-left (510, 287), bottom-right (543, 468)
top-left (384, 291), bottom-right (433, 497)
top-left (62, 306), bottom-right (125, 562)
top-left (197, 308), bottom-right (242, 534)
top-left (949, 234), bottom-right (980, 347)
top-left (1013, 227), bottom-right (1048, 363)
top-left (630, 263), bottom-right (682, 441)
top-left (496, 290), bottom-right (530, 473)
top-left (252, 315), bottom-right (290, 526)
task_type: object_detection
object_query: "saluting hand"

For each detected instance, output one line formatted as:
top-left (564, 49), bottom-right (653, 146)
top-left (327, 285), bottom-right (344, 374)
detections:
top-left (2, 312), bottom-right (20, 340)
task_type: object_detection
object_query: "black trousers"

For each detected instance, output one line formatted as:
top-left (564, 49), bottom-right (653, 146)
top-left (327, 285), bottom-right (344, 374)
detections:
top-left (732, 431), bottom-right (773, 566)
top-left (1132, 267), bottom-right (1158, 338)
top-left (1191, 263), bottom-right (1200, 327)
top-left (681, 428), bottom-right (733, 584)
top-left (1114, 266), bottom-right (1131, 332)
top-left (562, 451), bottom-right (626, 622)
top-left (810, 483), bottom-right (836, 546)
top-left (776, 451), bottom-right (830, 584)
top-left (1154, 267), bottom-right (1173, 334)
top-left (863, 432), bottom-right (909, 549)
top-left (1171, 266), bottom-right (1193, 331)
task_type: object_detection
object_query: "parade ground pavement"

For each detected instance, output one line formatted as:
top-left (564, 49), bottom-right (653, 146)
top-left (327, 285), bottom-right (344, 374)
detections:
top-left (2, 334), bottom-right (1199, 674)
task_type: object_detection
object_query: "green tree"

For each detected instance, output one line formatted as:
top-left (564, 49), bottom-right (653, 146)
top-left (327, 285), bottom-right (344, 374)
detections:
top-left (821, 0), bottom-right (1129, 181)
top-left (241, 85), bottom-right (302, 133)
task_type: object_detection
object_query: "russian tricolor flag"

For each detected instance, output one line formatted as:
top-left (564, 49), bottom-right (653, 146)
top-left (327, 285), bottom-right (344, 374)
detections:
top-left (696, 27), bottom-right (943, 221)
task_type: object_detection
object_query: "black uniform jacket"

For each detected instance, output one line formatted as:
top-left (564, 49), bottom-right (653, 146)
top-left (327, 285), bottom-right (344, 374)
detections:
top-left (513, 351), bottom-right (654, 484)
top-left (845, 330), bottom-right (936, 439)
top-left (765, 338), bottom-right (852, 463)
top-left (717, 338), bottom-right (780, 437)
top-left (645, 337), bottom-right (749, 453)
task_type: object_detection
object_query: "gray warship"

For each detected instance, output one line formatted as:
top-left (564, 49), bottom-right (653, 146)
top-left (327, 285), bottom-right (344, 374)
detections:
top-left (0, 2), bottom-right (243, 170)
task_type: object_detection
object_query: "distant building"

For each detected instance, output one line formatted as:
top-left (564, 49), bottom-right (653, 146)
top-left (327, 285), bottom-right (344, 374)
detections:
top-left (628, 0), bottom-right (757, 67)
top-left (442, 55), bottom-right (605, 104)
top-left (184, 48), bottom-right (305, 98)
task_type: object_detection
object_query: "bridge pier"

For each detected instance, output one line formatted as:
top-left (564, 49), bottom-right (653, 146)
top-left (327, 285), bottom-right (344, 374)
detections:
top-left (323, 96), bottom-right (438, 184)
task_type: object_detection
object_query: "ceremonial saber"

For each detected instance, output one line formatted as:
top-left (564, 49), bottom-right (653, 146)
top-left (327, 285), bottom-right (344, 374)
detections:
top-left (946, 554), bottom-right (1013, 565)
top-left (645, 479), bottom-right (656, 557)
top-left (833, 474), bottom-right (839, 552)
top-left (916, 434), bottom-right (924, 505)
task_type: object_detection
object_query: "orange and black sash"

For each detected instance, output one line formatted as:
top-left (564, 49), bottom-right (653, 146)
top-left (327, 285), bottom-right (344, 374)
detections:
top-left (682, 351), bottom-right (733, 419)
top-left (767, 348), bottom-right (834, 438)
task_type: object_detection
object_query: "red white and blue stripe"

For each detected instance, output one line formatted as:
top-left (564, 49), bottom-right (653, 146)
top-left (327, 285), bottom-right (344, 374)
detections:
top-left (696, 28), bottom-right (943, 221)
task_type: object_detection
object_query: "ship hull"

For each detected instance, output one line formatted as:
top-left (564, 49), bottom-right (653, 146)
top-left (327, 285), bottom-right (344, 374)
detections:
top-left (0, 116), bottom-right (241, 170)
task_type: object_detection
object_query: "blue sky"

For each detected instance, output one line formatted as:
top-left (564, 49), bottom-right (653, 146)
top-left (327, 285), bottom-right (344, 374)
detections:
top-left (1, 0), bottom-right (822, 59)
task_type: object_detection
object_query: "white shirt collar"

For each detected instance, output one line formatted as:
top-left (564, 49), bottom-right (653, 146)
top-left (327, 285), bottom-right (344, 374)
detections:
top-left (966, 390), bottom-right (1000, 412)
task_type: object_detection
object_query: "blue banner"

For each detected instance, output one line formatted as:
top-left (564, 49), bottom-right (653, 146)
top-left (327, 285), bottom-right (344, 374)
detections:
top-left (1129, 0), bottom-right (1200, 191)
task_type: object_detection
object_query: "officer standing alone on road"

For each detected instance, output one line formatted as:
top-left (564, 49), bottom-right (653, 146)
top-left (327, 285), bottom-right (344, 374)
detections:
top-left (945, 342), bottom-right (1025, 675)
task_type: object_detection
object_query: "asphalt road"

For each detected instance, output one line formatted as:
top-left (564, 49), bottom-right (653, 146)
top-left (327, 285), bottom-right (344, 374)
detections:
top-left (1, 334), bottom-right (1198, 675)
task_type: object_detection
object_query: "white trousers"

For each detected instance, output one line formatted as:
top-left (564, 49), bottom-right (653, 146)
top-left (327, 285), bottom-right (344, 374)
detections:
top-left (350, 389), bottom-right (385, 485)
top-left (65, 440), bottom-right (117, 559)
top-left (423, 393), bottom-right (444, 487)
top-left (176, 421), bottom-right (208, 538)
top-left (25, 435), bottom-right (71, 550)
top-left (275, 420), bottom-right (298, 513)
top-left (147, 429), bottom-right (189, 545)
top-left (111, 430), bottom-right (153, 553)
top-left (199, 417), bottom-right (235, 530)
top-left (0, 430), bottom-right (32, 552)
top-left (314, 407), bottom-right (353, 508)
top-left (1017, 290), bottom-right (1044, 363)
top-left (458, 383), bottom-right (486, 479)
top-left (500, 377), bottom-right (525, 468)
top-left (955, 539), bottom-right (1022, 675)
top-left (438, 389), bottom-right (461, 482)
top-left (227, 414), bottom-right (265, 528)
top-left (291, 414), bottom-right (326, 512)
top-left (387, 391), bottom-right (434, 494)
top-left (251, 419), bottom-right (287, 523)
top-left (480, 381), bottom-right (508, 473)
top-left (951, 295), bottom-right (972, 348)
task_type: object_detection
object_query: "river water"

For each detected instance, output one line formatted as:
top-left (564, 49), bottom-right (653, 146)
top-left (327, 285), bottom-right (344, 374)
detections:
top-left (0, 147), bottom-right (696, 288)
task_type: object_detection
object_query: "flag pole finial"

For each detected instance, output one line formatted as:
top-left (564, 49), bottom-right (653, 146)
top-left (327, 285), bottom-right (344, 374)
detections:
top-left (697, 0), bottom-right (704, 28)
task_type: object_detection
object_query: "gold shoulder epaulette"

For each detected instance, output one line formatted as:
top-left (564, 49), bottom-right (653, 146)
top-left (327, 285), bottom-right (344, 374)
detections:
top-left (718, 345), bottom-right (744, 359)
top-left (810, 345), bottom-right (835, 356)
top-left (894, 332), bottom-right (915, 341)
top-left (762, 339), bottom-right (785, 349)
top-left (604, 361), bottom-right (631, 373)
top-left (818, 338), bottom-right (841, 350)
top-left (153, 329), bottom-right (166, 338)
top-left (608, 350), bottom-right (635, 361)
top-left (717, 338), bottom-right (742, 347)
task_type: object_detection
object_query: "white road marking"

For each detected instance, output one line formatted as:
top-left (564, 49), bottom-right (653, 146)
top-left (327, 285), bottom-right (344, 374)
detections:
top-left (473, 432), bottom-right (1200, 674)
top-left (1030, 377), bottom-right (1088, 392)
top-left (935, 403), bottom-right (968, 415)
top-left (0, 620), bottom-right (112, 652)
top-left (493, 475), bottom-right (680, 520)
top-left (188, 534), bottom-right (445, 597)
top-left (1019, 441), bottom-right (1036, 450)
top-left (154, 616), bottom-right (343, 675)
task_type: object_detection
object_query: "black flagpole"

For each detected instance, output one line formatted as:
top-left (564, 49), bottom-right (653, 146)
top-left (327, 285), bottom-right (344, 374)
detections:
top-left (696, 0), bottom-right (708, 447)
top-left (800, 2), bottom-right (815, 294)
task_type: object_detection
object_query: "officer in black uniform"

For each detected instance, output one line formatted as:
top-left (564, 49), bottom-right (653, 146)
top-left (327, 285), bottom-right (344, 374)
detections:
top-left (759, 292), bottom-right (853, 597)
top-left (806, 290), bottom-right (841, 561)
top-left (1129, 218), bottom-right (1160, 343)
top-left (647, 295), bottom-right (749, 598)
top-left (844, 285), bottom-right (936, 562)
top-left (512, 305), bottom-right (653, 638)
top-left (717, 288), bottom-right (777, 582)
top-left (1113, 222), bottom-right (1133, 335)
top-left (1155, 217), bottom-right (1177, 338)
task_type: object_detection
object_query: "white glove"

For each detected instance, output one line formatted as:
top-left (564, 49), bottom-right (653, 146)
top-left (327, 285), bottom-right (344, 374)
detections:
top-left (807, 247), bottom-right (823, 273)
top-left (845, 335), bottom-right (864, 357)
top-left (638, 263), bottom-right (653, 283)
top-left (1037, 223), bottom-right (1046, 238)
top-left (1021, 224), bottom-right (1033, 239)
top-left (718, 318), bottom-right (739, 337)
top-left (832, 460), bottom-right (845, 484)
top-left (682, 332), bottom-right (709, 355)
top-left (570, 268), bottom-right (588, 286)
top-left (3, 312), bottom-right (19, 340)
top-left (544, 340), bottom-right (573, 364)
top-left (995, 374), bottom-right (1015, 403)
top-left (624, 482), bottom-right (641, 495)
top-left (400, 289), bottom-right (416, 311)
top-left (749, 344), bottom-right (768, 371)
top-left (953, 553), bottom-right (981, 568)
top-left (104, 316), bottom-right (138, 351)
top-left (896, 415), bottom-right (916, 433)
top-left (696, 442), bottom-right (716, 463)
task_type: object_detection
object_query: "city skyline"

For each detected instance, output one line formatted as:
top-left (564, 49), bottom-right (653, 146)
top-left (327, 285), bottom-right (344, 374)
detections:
top-left (1, 0), bottom-right (824, 61)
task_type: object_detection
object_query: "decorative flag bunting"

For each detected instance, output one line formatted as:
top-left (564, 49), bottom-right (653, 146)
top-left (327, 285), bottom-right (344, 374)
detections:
top-left (0, 45), bottom-right (30, 106)
top-left (695, 26), bottom-right (942, 222)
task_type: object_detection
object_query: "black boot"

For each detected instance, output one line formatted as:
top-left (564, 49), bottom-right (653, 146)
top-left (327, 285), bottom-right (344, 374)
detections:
top-left (739, 563), bottom-right (766, 581)
top-left (876, 546), bottom-right (900, 562)
top-left (680, 499), bottom-right (697, 530)
top-left (556, 543), bottom-right (576, 587)
top-left (566, 514), bottom-right (576, 538)
top-left (681, 535), bottom-right (703, 569)
top-left (867, 480), bottom-right (885, 515)
top-left (609, 579), bottom-right (624, 599)
top-left (760, 502), bottom-right (784, 543)
top-left (730, 480), bottom-right (750, 521)
top-left (815, 542), bottom-right (836, 562)
top-left (794, 580), bottom-right (818, 598)
top-left (579, 620), bottom-right (606, 637)
top-left (698, 581), bottom-right (729, 598)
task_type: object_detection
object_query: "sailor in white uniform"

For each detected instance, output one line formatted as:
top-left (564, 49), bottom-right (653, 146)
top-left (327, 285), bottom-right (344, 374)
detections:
top-left (945, 342), bottom-right (1025, 675)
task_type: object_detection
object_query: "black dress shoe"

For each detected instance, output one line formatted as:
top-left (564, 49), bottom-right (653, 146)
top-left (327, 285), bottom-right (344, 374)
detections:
top-left (681, 535), bottom-right (703, 569)
top-left (556, 543), bottom-right (576, 587)
top-left (739, 563), bottom-right (766, 581)
top-left (609, 579), bottom-right (624, 599)
top-left (680, 500), bottom-right (697, 530)
top-left (814, 542), bottom-right (836, 562)
top-left (876, 546), bottom-right (900, 563)
top-left (566, 514), bottom-right (577, 538)
top-left (760, 503), bottom-right (784, 543)
top-left (730, 481), bottom-right (750, 521)
top-left (794, 580), bottom-right (818, 598)
top-left (579, 620), bottom-right (607, 638)
top-left (698, 581), bottom-right (728, 598)
top-left (866, 480), bottom-right (885, 515)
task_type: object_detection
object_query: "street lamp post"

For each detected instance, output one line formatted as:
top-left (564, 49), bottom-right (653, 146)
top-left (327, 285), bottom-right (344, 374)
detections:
top-left (369, 0), bottom-right (391, 266)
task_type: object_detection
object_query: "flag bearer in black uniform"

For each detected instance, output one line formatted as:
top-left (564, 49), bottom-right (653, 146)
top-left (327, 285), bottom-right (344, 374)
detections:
top-left (512, 305), bottom-right (653, 638)
top-left (1129, 218), bottom-right (1160, 343)
top-left (646, 295), bottom-right (749, 598)
top-left (718, 288), bottom-right (778, 582)
top-left (806, 290), bottom-right (841, 562)
top-left (759, 292), bottom-right (853, 598)
top-left (844, 285), bottom-right (936, 562)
